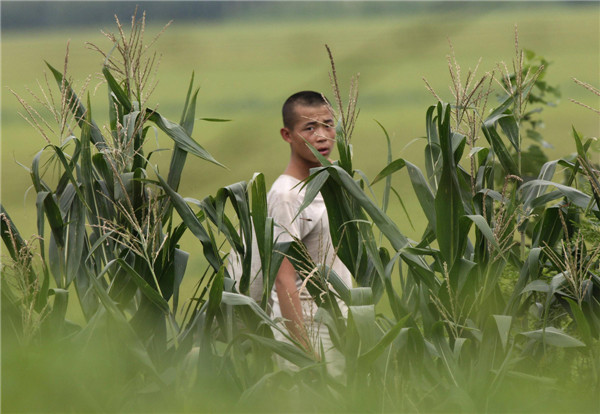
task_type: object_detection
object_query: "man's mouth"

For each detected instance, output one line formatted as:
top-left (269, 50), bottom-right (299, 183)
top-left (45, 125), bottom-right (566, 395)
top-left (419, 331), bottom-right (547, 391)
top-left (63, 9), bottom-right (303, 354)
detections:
top-left (318, 148), bottom-right (330, 156)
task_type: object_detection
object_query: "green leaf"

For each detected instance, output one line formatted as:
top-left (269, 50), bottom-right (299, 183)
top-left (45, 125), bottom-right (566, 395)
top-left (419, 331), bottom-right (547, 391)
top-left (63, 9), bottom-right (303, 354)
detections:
top-left (521, 160), bottom-right (558, 207)
top-left (492, 315), bottom-right (512, 350)
top-left (372, 158), bottom-right (405, 185)
top-left (40, 191), bottom-right (65, 248)
top-left (166, 73), bottom-right (200, 193)
top-left (485, 92), bottom-right (517, 126)
top-left (220, 182), bottom-right (253, 293)
top-left (242, 333), bottom-right (315, 368)
top-left (426, 104), bottom-right (439, 145)
top-left (521, 327), bottom-right (586, 347)
top-left (146, 108), bottom-right (225, 168)
top-left (48, 144), bottom-right (88, 209)
top-left (406, 161), bottom-right (436, 229)
top-left (45, 288), bottom-right (69, 331)
top-left (102, 66), bottom-right (132, 112)
top-left (349, 287), bottom-right (373, 306)
top-left (65, 196), bottom-right (86, 286)
top-left (92, 153), bottom-right (114, 196)
top-left (199, 117), bottom-right (232, 122)
top-left (482, 124), bottom-right (519, 176)
top-left (346, 304), bottom-right (378, 365)
top-left (205, 265), bottom-right (224, 334)
top-left (564, 298), bottom-right (593, 346)
top-left (424, 143), bottom-right (442, 191)
top-left (521, 179), bottom-right (599, 212)
top-left (155, 170), bottom-right (223, 273)
top-left (220, 292), bottom-right (294, 341)
top-left (435, 102), bottom-right (464, 267)
top-left (0, 205), bottom-right (27, 261)
top-left (521, 279), bottom-right (550, 294)
top-left (81, 94), bottom-right (101, 242)
top-left (170, 248), bottom-right (189, 315)
top-left (375, 119), bottom-right (393, 214)
top-left (357, 315), bottom-right (410, 367)
top-left (304, 138), bottom-right (333, 167)
top-left (250, 173), bottom-right (267, 258)
top-left (430, 321), bottom-right (462, 387)
top-left (88, 265), bottom-right (161, 379)
top-left (113, 259), bottom-right (170, 314)
top-left (497, 112), bottom-right (520, 152)
top-left (462, 215), bottom-right (502, 254)
top-left (315, 165), bottom-right (410, 251)
top-left (45, 61), bottom-right (106, 148)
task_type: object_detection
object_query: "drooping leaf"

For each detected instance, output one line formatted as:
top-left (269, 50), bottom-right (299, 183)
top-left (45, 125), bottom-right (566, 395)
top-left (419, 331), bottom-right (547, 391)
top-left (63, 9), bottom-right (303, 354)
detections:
top-left (242, 333), bottom-right (316, 368)
top-left (372, 158), bottom-right (406, 185)
top-left (521, 327), bottom-right (586, 347)
top-left (521, 279), bottom-right (550, 294)
top-left (146, 108), bottom-right (224, 168)
top-left (522, 179), bottom-right (598, 212)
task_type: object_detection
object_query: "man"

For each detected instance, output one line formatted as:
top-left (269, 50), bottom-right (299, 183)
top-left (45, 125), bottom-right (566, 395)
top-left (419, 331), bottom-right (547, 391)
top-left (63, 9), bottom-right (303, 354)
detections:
top-left (269, 91), bottom-right (353, 362)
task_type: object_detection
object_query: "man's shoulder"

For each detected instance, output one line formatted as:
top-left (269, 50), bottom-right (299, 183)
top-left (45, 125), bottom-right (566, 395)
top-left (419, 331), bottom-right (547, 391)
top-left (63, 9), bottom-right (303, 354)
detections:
top-left (268, 175), bottom-right (302, 198)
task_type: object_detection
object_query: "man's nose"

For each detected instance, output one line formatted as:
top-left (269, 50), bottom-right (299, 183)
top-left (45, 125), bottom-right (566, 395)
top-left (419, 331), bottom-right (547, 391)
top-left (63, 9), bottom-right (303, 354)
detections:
top-left (316, 126), bottom-right (330, 140)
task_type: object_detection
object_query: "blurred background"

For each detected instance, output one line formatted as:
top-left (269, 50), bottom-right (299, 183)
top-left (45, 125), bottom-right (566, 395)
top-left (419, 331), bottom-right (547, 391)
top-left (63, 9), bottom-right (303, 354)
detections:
top-left (2, 1), bottom-right (599, 281)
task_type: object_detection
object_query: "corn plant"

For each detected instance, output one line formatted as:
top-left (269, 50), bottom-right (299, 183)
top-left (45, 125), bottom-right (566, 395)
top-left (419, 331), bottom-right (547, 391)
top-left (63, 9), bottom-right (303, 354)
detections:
top-left (1, 13), bottom-right (234, 412)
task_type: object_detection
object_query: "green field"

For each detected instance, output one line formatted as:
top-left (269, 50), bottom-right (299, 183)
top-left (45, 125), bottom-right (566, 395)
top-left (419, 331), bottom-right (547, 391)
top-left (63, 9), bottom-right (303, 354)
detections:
top-left (2, 3), bottom-right (599, 286)
top-left (3, 4), bottom-right (600, 412)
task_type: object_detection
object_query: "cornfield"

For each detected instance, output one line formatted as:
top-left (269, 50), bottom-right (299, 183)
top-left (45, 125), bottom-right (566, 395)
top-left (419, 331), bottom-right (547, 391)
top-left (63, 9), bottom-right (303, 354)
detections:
top-left (2, 12), bottom-right (599, 414)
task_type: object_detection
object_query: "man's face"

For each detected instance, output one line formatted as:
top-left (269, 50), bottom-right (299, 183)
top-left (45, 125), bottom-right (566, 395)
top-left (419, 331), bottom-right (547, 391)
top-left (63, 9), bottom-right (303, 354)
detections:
top-left (283, 104), bottom-right (336, 168)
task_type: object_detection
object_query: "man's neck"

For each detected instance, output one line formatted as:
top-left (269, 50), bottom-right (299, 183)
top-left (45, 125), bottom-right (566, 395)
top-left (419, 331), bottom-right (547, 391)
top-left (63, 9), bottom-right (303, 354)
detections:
top-left (283, 163), bottom-right (309, 181)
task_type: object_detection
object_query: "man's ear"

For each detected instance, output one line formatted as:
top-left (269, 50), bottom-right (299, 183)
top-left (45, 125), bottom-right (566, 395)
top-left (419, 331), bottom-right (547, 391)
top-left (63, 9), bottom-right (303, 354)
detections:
top-left (280, 127), bottom-right (292, 143)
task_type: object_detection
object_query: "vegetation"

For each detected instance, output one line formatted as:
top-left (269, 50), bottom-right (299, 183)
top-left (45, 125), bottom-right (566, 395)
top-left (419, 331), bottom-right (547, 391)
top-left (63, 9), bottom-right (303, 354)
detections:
top-left (2, 10), bottom-right (599, 414)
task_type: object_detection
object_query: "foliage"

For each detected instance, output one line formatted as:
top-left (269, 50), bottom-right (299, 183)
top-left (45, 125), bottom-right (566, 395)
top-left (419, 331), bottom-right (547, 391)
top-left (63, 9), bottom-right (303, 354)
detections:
top-left (2, 13), bottom-right (599, 414)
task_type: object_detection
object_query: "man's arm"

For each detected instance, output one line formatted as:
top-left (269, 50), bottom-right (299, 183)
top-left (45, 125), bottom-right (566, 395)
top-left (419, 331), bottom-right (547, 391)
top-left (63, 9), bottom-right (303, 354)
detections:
top-left (275, 257), bottom-right (313, 354)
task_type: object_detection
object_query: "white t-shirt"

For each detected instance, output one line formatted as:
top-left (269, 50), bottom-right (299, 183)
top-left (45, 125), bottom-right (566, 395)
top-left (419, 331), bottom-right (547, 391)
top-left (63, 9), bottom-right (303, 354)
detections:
top-left (227, 174), bottom-right (353, 318)
top-left (268, 174), bottom-right (352, 318)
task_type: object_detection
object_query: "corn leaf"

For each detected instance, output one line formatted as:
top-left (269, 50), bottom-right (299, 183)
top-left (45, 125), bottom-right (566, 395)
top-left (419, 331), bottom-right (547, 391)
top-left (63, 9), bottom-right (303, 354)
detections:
top-left (482, 124), bottom-right (519, 176)
top-left (564, 298), bottom-right (593, 346)
top-left (45, 61), bottom-right (106, 148)
top-left (522, 179), bottom-right (598, 212)
top-left (102, 66), bottom-right (132, 112)
top-left (146, 108), bottom-right (224, 168)
top-left (357, 314), bottom-right (410, 368)
top-left (521, 327), bottom-right (586, 347)
top-left (155, 169), bottom-right (223, 273)
top-left (435, 102), bottom-right (464, 267)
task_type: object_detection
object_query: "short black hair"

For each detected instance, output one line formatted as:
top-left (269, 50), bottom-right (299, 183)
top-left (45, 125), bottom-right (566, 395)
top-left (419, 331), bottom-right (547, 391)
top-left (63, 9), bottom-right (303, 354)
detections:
top-left (282, 91), bottom-right (330, 128)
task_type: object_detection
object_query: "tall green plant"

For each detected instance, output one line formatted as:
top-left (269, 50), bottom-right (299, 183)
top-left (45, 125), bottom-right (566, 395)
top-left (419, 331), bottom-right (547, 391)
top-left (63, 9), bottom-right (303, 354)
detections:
top-left (1, 13), bottom-right (232, 412)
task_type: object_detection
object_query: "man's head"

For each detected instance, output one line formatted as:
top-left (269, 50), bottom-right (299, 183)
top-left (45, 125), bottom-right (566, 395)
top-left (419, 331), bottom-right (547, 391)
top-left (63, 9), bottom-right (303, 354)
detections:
top-left (280, 91), bottom-right (336, 175)
top-left (282, 91), bottom-right (331, 129)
